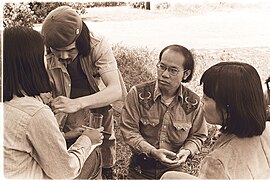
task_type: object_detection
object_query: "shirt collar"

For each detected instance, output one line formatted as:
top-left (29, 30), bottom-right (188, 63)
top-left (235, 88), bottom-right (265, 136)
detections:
top-left (153, 79), bottom-right (184, 102)
top-left (212, 133), bottom-right (236, 150)
top-left (47, 54), bottom-right (78, 69)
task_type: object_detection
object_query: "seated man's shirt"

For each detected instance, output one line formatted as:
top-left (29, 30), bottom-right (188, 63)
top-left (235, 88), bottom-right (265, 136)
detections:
top-left (120, 80), bottom-right (208, 156)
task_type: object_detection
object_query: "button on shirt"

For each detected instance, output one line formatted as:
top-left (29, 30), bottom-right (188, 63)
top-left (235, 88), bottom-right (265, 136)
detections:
top-left (120, 80), bottom-right (208, 156)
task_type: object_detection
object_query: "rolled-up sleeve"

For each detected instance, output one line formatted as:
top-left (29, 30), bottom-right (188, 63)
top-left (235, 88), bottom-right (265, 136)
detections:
top-left (182, 103), bottom-right (208, 156)
top-left (92, 36), bottom-right (117, 75)
top-left (120, 86), bottom-right (155, 155)
top-left (27, 106), bottom-right (93, 179)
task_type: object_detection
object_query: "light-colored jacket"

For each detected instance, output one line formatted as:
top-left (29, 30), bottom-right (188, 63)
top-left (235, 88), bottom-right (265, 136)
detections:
top-left (4, 96), bottom-right (93, 179)
top-left (199, 122), bottom-right (270, 179)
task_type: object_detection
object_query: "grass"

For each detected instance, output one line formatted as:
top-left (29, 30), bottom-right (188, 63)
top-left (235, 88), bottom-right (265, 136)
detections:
top-left (112, 44), bottom-right (270, 178)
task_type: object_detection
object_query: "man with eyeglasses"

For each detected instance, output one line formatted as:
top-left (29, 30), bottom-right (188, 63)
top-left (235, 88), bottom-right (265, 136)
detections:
top-left (120, 44), bottom-right (208, 179)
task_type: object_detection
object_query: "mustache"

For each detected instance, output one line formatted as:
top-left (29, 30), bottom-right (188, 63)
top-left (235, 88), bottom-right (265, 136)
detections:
top-left (59, 58), bottom-right (73, 65)
top-left (59, 58), bottom-right (72, 62)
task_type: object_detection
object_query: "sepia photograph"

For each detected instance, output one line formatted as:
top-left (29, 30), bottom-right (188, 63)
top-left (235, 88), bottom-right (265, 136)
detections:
top-left (1, 0), bottom-right (270, 179)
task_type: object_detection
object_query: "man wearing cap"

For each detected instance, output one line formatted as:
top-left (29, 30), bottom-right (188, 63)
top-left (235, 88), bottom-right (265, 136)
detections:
top-left (41, 6), bottom-right (126, 179)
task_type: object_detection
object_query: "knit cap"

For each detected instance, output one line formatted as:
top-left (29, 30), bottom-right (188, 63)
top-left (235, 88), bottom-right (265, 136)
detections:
top-left (41, 6), bottom-right (82, 48)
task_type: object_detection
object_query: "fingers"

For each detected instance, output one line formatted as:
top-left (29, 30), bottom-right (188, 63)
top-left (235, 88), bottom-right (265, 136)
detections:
top-left (158, 149), bottom-right (178, 164)
top-left (176, 149), bottom-right (190, 159)
top-left (97, 127), bottom-right (104, 132)
top-left (53, 108), bottom-right (64, 114)
top-left (51, 96), bottom-right (66, 108)
top-left (161, 160), bottom-right (179, 167)
top-left (100, 134), bottom-right (104, 141)
top-left (51, 98), bottom-right (63, 112)
top-left (162, 158), bottom-right (178, 164)
top-left (97, 133), bottom-right (104, 144)
top-left (163, 149), bottom-right (177, 157)
top-left (50, 96), bottom-right (61, 106)
top-left (177, 154), bottom-right (188, 164)
top-left (50, 97), bottom-right (80, 114)
top-left (78, 127), bottom-right (85, 133)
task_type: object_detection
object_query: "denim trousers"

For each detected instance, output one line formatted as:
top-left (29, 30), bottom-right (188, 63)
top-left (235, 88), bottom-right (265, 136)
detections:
top-left (76, 148), bottom-right (102, 179)
top-left (100, 109), bottom-right (116, 168)
top-left (128, 153), bottom-right (184, 179)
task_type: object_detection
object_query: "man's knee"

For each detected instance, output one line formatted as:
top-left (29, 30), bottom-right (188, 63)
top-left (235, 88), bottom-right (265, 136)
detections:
top-left (161, 171), bottom-right (196, 179)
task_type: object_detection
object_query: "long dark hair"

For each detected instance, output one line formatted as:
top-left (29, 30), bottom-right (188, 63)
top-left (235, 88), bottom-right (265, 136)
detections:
top-left (3, 26), bottom-right (52, 102)
top-left (266, 76), bottom-right (270, 121)
top-left (76, 21), bottom-right (91, 57)
top-left (200, 62), bottom-right (266, 137)
top-left (266, 76), bottom-right (270, 92)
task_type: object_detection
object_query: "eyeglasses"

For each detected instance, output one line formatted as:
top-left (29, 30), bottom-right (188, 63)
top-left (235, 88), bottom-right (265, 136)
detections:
top-left (156, 63), bottom-right (181, 76)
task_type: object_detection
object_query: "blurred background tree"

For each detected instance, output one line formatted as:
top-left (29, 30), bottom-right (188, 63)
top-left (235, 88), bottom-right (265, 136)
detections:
top-left (3, 2), bottom-right (127, 28)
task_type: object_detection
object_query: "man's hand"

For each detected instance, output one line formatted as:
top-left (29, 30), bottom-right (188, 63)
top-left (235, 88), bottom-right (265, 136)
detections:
top-left (64, 127), bottom-right (85, 140)
top-left (150, 148), bottom-right (179, 166)
top-left (175, 149), bottom-right (191, 164)
top-left (39, 92), bottom-right (53, 105)
top-left (82, 127), bottom-right (104, 145)
top-left (51, 96), bottom-right (82, 114)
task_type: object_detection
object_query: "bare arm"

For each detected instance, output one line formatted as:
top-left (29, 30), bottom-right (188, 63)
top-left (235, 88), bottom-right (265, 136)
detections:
top-left (79, 69), bottom-right (122, 109)
top-left (51, 69), bottom-right (122, 114)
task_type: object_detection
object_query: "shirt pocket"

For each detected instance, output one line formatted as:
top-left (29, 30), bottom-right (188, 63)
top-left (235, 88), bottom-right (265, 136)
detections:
top-left (140, 117), bottom-right (159, 127)
top-left (139, 117), bottom-right (159, 137)
top-left (167, 121), bottom-right (191, 145)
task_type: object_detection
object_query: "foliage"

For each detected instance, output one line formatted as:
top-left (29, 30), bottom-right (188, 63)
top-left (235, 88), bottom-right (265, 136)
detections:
top-left (85, 2), bottom-right (127, 8)
top-left (3, 2), bottom-right (88, 27)
top-left (3, 2), bottom-right (128, 27)
top-left (113, 43), bottom-right (158, 91)
top-left (28, 2), bottom-right (64, 24)
top-left (4, 3), bottom-right (35, 28)
top-left (129, 1), bottom-right (150, 9)
top-left (156, 2), bottom-right (170, 10)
